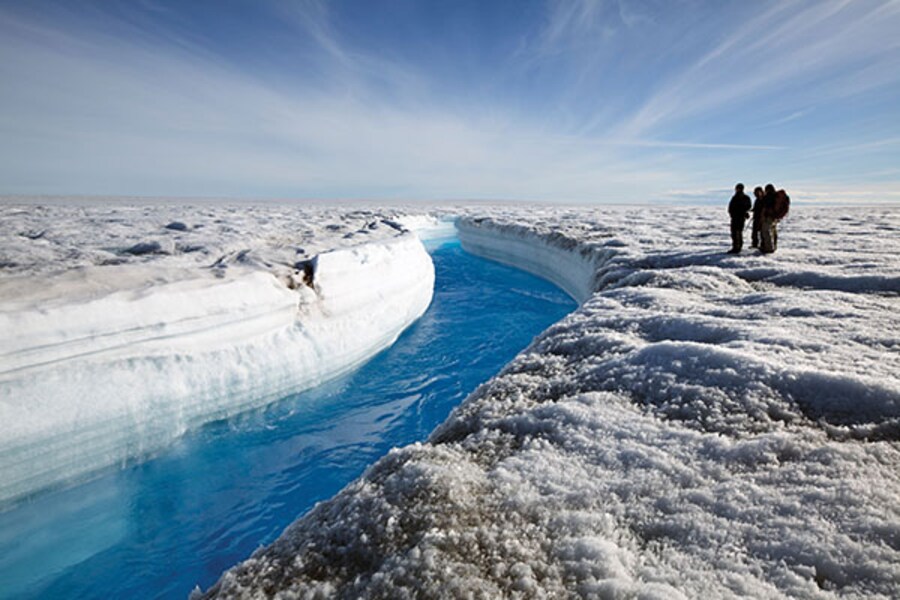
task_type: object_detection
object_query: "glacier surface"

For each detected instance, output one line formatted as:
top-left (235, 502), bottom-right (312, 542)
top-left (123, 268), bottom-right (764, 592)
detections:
top-left (2, 200), bottom-right (899, 598)
top-left (202, 204), bottom-right (900, 599)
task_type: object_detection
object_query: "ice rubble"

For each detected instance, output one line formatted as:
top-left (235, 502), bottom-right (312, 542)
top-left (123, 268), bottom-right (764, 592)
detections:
top-left (204, 205), bottom-right (900, 599)
top-left (0, 202), bottom-right (435, 505)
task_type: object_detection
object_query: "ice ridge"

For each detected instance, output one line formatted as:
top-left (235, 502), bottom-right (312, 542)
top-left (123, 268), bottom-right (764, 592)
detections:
top-left (0, 213), bottom-right (434, 506)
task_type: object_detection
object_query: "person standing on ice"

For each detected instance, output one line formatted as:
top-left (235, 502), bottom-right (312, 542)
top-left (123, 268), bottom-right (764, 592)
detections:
top-left (750, 186), bottom-right (764, 248)
top-left (759, 184), bottom-right (777, 253)
top-left (760, 184), bottom-right (791, 253)
top-left (727, 183), bottom-right (752, 253)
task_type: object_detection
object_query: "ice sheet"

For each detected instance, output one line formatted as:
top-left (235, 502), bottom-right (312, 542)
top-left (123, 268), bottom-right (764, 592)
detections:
top-left (204, 204), bottom-right (900, 599)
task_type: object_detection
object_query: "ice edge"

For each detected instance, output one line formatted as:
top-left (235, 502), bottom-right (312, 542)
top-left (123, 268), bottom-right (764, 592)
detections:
top-left (0, 231), bottom-right (435, 507)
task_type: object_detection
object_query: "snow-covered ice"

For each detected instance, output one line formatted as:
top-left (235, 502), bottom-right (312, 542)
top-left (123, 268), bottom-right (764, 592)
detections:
top-left (0, 200), bottom-right (435, 505)
top-left (1, 199), bottom-right (898, 598)
top-left (201, 204), bottom-right (900, 599)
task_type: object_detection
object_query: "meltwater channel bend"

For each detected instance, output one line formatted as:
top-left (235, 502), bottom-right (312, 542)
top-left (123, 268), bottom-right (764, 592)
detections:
top-left (0, 240), bottom-right (576, 599)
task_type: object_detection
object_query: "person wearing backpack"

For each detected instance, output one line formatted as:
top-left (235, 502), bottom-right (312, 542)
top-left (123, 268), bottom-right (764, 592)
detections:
top-left (727, 183), bottom-right (752, 253)
top-left (760, 184), bottom-right (790, 253)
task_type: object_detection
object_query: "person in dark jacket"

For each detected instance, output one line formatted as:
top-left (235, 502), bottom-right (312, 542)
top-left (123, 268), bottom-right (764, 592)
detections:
top-left (751, 186), bottom-right (764, 248)
top-left (727, 183), bottom-right (752, 253)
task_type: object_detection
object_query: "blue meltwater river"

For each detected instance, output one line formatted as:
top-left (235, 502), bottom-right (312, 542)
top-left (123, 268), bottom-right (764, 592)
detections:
top-left (0, 240), bottom-right (576, 599)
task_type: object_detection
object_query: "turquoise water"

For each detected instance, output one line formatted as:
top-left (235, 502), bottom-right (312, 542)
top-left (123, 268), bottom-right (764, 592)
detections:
top-left (0, 241), bottom-right (575, 599)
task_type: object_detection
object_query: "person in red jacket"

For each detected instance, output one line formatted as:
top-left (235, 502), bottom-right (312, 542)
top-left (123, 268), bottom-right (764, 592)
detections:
top-left (727, 183), bottom-right (752, 254)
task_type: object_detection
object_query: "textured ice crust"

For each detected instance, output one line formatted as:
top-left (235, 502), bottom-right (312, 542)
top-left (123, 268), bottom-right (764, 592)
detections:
top-left (0, 203), bottom-right (435, 505)
top-left (204, 205), bottom-right (900, 599)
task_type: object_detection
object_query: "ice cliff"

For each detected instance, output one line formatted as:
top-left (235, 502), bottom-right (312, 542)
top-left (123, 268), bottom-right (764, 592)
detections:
top-left (0, 204), bottom-right (434, 506)
top-left (204, 206), bottom-right (900, 599)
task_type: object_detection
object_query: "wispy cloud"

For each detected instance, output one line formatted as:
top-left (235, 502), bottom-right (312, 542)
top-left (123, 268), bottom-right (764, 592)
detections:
top-left (0, 1), bottom-right (897, 203)
top-left (618, 0), bottom-right (900, 139)
top-left (535, 0), bottom-right (616, 56)
top-left (0, 1), bottom-right (687, 202)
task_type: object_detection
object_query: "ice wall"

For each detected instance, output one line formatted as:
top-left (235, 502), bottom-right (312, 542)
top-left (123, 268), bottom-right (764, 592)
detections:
top-left (0, 232), bottom-right (434, 506)
top-left (456, 216), bottom-right (617, 303)
top-left (396, 215), bottom-right (458, 251)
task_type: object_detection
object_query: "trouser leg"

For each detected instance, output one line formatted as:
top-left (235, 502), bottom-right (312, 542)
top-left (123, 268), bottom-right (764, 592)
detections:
top-left (760, 218), bottom-right (774, 253)
top-left (730, 221), bottom-right (743, 251)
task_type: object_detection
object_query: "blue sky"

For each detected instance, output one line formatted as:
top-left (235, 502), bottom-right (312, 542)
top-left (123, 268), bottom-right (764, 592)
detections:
top-left (1, 0), bottom-right (898, 203)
